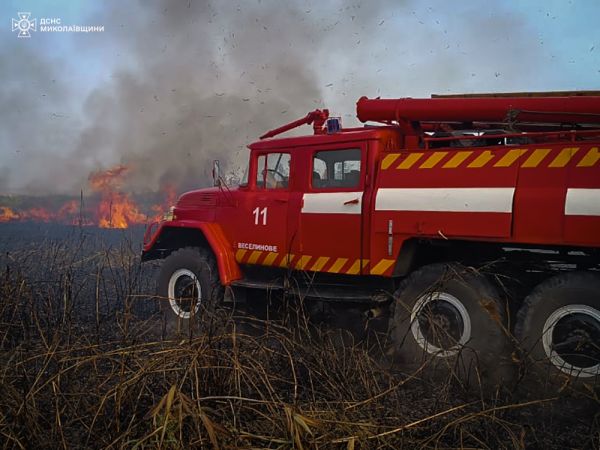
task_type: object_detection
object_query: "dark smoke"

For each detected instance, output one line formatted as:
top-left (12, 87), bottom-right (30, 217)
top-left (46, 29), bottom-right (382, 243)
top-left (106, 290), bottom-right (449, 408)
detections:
top-left (75, 0), bottom-right (327, 193)
top-left (1, 1), bottom-right (558, 195)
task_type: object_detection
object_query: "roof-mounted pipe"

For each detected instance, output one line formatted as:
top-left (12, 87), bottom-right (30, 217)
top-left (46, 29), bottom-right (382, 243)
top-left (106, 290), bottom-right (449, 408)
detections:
top-left (356, 95), bottom-right (600, 124)
top-left (260, 109), bottom-right (329, 140)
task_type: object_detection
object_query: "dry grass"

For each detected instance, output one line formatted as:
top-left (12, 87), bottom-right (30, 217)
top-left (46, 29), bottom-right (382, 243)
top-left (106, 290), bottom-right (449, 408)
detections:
top-left (0, 226), bottom-right (598, 449)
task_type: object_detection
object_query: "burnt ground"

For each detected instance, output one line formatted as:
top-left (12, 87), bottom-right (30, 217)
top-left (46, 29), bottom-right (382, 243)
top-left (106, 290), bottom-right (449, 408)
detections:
top-left (0, 222), bottom-right (598, 449)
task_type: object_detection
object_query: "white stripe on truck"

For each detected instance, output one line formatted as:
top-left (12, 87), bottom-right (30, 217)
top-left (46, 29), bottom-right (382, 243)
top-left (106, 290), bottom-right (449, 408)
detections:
top-left (302, 192), bottom-right (363, 214)
top-left (565, 189), bottom-right (600, 216)
top-left (302, 188), bottom-right (599, 217)
top-left (375, 187), bottom-right (515, 213)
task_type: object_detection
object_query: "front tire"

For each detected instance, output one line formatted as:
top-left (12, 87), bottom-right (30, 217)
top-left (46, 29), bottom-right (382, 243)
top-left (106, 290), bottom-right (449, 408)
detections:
top-left (157, 247), bottom-right (224, 338)
top-left (390, 263), bottom-right (513, 392)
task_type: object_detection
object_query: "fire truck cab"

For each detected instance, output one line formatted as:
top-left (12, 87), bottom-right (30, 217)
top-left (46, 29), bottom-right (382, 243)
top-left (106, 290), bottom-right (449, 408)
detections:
top-left (143, 92), bottom-right (600, 394)
top-left (224, 126), bottom-right (394, 282)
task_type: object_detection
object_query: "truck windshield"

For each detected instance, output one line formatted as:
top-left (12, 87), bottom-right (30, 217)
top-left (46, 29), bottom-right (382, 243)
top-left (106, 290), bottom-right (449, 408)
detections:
top-left (240, 163), bottom-right (249, 186)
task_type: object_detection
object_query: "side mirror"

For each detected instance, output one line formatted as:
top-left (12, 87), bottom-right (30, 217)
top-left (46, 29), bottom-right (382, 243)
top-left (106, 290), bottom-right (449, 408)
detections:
top-left (212, 160), bottom-right (221, 187)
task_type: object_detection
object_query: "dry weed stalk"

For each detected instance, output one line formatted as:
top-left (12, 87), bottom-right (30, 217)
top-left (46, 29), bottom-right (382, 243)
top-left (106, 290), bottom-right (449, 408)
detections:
top-left (0, 227), bottom-right (597, 448)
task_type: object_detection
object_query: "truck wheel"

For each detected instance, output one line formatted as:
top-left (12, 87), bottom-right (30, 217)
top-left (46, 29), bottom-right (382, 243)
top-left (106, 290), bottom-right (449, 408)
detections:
top-left (515, 272), bottom-right (600, 393)
top-left (390, 263), bottom-right (513, 391)
top-left (156, 247), bottom-right (224, 338)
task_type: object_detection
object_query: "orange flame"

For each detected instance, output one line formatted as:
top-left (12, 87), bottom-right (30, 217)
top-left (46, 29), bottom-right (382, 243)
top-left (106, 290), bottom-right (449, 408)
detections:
top-left (0, 165), bottom-right (177, 228)
top-left (88, 165), bottom-right (148, 228)
top-left (96, 192), bottom-right (147, 229)
top-left (57, 200), bottom-right (81, 224)
top-left (22, 207), bottom-right (53, 222)
top-left (88, 165), bottom-right (129, 191)
top-left (0, 206), bottom-right (19, 222)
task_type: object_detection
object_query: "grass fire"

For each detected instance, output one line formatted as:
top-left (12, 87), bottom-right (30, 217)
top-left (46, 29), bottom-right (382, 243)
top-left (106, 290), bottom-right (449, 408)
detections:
top-left (2, 1), bottom-right (599, 448)
top-left (0, 165), bottom-right (176, 229)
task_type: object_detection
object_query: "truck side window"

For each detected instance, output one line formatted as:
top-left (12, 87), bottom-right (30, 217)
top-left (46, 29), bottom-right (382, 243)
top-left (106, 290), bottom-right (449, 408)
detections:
top-left (255, 153), bottom-right (291, 189)
top-left (312, 149), bottom-right (361, 189)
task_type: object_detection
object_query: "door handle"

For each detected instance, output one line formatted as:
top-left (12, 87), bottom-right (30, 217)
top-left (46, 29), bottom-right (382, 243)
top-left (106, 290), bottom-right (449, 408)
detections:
top-left (275, 198), bottom-right (288, 204)
top-left (344, 198), bottom-right (359, 205)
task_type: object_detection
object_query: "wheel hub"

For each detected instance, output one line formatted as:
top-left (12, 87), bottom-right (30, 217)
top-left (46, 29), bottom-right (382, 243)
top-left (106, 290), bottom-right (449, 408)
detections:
top-left (542, 305), bottom-right (600, 378)
top-left (167, 269), bottom-right (202, 319)
top-left (411, 292), bottom-right (471, 357)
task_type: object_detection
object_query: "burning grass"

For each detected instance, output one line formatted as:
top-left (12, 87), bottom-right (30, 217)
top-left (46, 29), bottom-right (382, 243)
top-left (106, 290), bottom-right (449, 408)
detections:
top-left (0, 164), bottom-right (177, 229)
top-left (0, 224), bottom-right (598, 449)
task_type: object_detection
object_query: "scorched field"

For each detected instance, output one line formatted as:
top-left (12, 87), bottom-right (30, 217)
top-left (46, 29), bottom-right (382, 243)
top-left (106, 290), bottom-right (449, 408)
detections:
top-left (0, 222), bottom-right (598, 449)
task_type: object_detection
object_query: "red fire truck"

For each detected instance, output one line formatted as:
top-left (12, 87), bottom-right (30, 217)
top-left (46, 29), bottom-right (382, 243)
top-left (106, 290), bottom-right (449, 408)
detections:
top-left (143, 92), bottom-right (600, 392)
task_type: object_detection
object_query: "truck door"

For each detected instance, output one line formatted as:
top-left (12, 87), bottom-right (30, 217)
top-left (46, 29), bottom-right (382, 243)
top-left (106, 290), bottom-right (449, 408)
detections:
top-left (297, 146), bottom-right (367, 275)
top-left (233, 151), bottom-right (292, 266)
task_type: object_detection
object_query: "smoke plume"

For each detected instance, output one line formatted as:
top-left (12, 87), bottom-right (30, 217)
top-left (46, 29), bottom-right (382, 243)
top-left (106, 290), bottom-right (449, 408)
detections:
top-left (0, 0), bottom-right (560, 195)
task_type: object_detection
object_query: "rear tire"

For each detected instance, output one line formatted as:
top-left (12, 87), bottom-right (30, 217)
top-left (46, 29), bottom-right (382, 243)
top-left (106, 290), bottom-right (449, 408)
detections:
top-left (389, 263), bottom-right (514, 392)
top-left (156, 247), bottom-right (224, 338)
top-left (515, 271), bottom-right (600, 396)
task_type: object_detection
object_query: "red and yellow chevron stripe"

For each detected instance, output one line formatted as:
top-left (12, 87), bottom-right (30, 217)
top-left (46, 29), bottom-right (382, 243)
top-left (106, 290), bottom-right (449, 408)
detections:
top-left (381, 146), bottom-right (600, 170)
top-left (235, 249), bottom-right (396, 276)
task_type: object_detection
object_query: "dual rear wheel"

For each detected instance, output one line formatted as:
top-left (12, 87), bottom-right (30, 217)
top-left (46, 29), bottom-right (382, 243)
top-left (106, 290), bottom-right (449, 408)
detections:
top-left (389, 263), bottom-right (600, 395)
top-left (389, 263), bottom-right (513, 391)
top-left (515, 272), bottom-right (600, 390)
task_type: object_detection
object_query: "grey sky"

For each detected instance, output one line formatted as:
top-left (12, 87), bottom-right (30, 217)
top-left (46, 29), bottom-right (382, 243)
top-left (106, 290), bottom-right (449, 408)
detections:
top-left (0, 0), bottom-right (598, 194)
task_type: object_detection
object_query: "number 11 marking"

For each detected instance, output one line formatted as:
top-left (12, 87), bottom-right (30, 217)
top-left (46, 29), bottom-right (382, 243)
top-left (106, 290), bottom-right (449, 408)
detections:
top-left (253, 207), bottom-right (268, 225)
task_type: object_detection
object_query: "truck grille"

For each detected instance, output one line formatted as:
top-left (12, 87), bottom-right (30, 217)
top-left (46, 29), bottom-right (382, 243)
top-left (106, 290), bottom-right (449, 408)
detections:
top-left (178, 193), bottom-right (216, 207)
